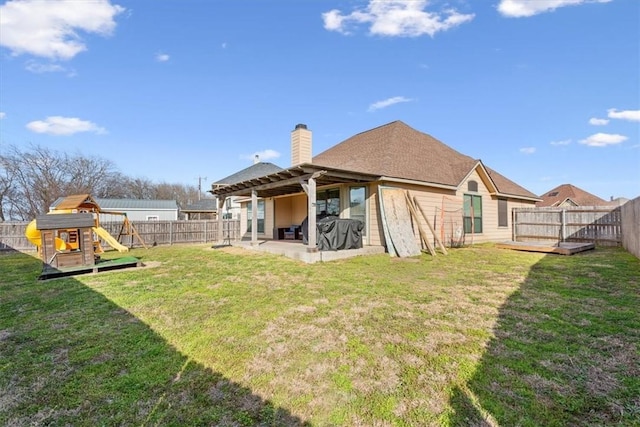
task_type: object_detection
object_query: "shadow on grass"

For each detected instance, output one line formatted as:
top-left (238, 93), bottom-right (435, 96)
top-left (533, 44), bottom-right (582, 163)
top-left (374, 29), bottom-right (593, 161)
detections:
top-left (448, 248), bottom-right (640, 426)
top-left (0, 251), bottom-right (309, 426)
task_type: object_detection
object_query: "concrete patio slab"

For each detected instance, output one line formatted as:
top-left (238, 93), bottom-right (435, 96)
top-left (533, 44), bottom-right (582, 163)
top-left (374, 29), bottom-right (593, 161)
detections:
top-left (230, 240), bottom-right (386, 263)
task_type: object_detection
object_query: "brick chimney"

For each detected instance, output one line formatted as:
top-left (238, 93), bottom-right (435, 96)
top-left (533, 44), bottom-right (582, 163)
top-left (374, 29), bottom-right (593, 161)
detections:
top-left (291, 123), bottom-right (312, 166)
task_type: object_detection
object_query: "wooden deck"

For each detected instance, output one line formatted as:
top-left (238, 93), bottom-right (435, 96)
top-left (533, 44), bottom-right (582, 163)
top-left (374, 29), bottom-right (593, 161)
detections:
top-left (496, 241), bottom-right (595, 255)
top-left (39, 255), bottom-right (141, 280)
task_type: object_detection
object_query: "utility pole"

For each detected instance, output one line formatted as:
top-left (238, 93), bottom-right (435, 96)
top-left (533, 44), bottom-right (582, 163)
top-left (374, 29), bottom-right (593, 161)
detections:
top-left (196, 176), bottom-right (207, 201)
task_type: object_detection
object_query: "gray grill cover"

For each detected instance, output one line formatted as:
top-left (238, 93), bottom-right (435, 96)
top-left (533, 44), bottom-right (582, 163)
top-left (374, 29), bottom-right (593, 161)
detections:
top-left (315, 217), bottom-right (364, 251)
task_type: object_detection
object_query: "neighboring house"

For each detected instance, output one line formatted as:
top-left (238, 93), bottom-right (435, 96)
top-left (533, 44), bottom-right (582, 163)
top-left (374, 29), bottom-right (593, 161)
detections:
top-left (50, 197), bottom-right (178, 222)
top-left (181, 198), bottom-right (218, 220)
top-left (211, 121), bottom-right (540, 250)
top-left (536, 184), bottom-right (610, 207)
top-left (93, 198), bottom-right (178, 222)
top-left (609, 197), bottom-right (630, 206)
top-left (210, 158), bottom-right (284, 222)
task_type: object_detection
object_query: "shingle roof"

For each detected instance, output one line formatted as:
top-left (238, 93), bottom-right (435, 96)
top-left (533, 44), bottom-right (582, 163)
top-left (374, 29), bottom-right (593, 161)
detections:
top-left (313, 121), bottom-right (538, 199)
top-left (213, 162), bottom-right (284, 186)
top-left (51, 195), bottom-right (178, 211)
top-left (50, 194), bottom-right (99, 211)
top-left (536, 184), bottom-right (609, 207)
top-left (96, 198), bottom-right (178, 210)
top-left (485, 167), bottom-right (538, 199)
top-left (182, 198), bottom-right (218, 212)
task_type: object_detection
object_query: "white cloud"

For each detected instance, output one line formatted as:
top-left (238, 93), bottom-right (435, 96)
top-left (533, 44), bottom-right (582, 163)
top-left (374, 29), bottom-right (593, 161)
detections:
top-left (24, 60), bottom-right (76, 76)
top-left (26, 116), bottom-right (106, 136)
top-left (368, 96), bottom-right (412, 112)
top-left (550, 139), bottom-right (572, 146)
top-left (520, 147), bottom-right (536, 154)
top-left (0, 112), bottom-right (6, 119)
top-left (156, 53), bottom-right (170, 62)
top-left (241, 149), bottom-right (281, 162)
top-left (607, 108), bottom-right (640, 122)
top-left (0, 0), bottom-right (124, 60)
top-left (579, 133), bottom-right (627, 147)
top-left (25, 61), bottom-right (65, 73)
top-left (498, 0), bottom-right (612, 18)
top-left (322, 0), bottom-right (474, 37)
top-left (589, 117), bottom-right (609, 126)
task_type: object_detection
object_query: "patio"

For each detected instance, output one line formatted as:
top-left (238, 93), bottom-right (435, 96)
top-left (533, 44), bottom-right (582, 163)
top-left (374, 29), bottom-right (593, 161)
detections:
top-left (227, 239), bottom-right (386, 263)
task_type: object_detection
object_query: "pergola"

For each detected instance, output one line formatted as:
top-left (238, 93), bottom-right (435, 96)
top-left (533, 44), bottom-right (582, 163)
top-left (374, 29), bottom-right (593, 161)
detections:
top-left (211, 163), bottom-right (379, 251)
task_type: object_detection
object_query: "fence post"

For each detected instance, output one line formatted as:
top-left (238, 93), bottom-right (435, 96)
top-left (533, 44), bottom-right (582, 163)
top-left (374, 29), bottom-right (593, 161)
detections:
top-left (169, 221), bottom-right (173, 246)
top-left (204, 221), bottom-right (207, 243)
top-left (561, 209), bottom-right (566, 242)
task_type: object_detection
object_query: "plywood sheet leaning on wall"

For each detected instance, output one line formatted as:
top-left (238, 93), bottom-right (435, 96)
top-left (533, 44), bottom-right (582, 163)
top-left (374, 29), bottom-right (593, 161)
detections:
top-left (378, 186), bottom-right (422, 257)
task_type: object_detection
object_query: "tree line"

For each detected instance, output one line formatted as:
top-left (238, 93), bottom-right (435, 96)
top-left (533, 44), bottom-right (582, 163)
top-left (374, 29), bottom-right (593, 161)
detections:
top-left (0, 144), bottom-right (203, 221)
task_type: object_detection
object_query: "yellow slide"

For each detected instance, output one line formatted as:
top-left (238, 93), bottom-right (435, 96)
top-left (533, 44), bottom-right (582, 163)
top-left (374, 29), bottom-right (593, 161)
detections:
top-left (25, 219), bottom-right (41, 247)
top-left (93, 226), bottom-right (129, 253)
top-left (25, 219), bottom-right (68, 250)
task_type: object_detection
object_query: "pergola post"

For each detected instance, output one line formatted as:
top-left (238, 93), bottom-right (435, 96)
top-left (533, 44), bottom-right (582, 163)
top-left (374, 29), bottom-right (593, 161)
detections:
top-left (217, 197), bottom-right (226, 244)
top-left (304, 176), bottom-right (318, 252)
top-left (251, 189), bottom-right (258, 245)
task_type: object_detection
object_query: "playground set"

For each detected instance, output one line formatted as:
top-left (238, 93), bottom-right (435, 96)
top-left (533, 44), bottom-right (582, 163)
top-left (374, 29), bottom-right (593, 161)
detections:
top-left (25, 194), bottom-right (147, 280)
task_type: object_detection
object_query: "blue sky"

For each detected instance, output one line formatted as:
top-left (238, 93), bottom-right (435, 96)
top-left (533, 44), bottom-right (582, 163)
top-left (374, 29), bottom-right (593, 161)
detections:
top-left (1, 0), bottom-right (638, 200)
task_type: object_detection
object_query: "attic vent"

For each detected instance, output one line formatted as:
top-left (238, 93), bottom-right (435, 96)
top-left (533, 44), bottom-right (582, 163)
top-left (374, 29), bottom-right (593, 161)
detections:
top-left (548, 192), bottom-right (558, 197)
top-left (467, 180), bottom-right (478, 192)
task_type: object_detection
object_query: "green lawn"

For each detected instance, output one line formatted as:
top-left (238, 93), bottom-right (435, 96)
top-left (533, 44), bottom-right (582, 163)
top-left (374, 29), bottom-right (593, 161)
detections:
top-left (1, 244), bottom-right (638, 426)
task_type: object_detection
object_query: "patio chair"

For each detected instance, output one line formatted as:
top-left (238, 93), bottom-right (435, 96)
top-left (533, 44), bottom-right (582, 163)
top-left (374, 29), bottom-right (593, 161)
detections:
top-left (283, 226), bottom-right (296, 240)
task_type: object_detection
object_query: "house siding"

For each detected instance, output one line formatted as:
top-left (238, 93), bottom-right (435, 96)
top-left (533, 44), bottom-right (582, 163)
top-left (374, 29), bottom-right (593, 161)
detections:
top-left (456, 169), bottom-right (533, 243)
top-left (368, 185), bottom-right (382, 246)
top-left (99, 209), bottom-right (177, 222)
top-left (273, 194), bottom-right (307, 228)
top-left (237, 172), bottom-right (536, 247)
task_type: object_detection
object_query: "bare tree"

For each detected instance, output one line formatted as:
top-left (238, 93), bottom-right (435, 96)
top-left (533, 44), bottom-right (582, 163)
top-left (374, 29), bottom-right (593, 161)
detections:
top-left (0, 153), bottom-right (19, 221)
top-left (0, 144), bottom-right (202, 221)
top-left (120, 177), bottom-right (156, 199)
top-left (154, 182), bottom-right (200, 207)
top-left (65, 153), bottom-right (123, 197)
top-left (0, 145), bottom-right (122, 220)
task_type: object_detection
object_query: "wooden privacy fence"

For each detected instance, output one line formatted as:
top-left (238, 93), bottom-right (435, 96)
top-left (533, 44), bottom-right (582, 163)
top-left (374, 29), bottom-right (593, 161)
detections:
top-left (513, 206), bottom-right (621, 246)
top-left (0, 219), bottom-right (241, 252)
top-left (0, 222), bottom-right (31, 251)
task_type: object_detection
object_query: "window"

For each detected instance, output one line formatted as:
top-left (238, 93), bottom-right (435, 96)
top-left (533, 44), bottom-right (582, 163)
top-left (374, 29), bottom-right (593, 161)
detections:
top-left (463, 194), bottom-right (482, 234)
top-left (349, 186), bottom-right (366, 235)
top-left (146, 215), bottom-right (159, 221)
top-left (247, 200), bottom-right (265, 233)
top-left (316, 188), bottom-right (340, 217)
top-left (498, 198), bottom-right (508, 227)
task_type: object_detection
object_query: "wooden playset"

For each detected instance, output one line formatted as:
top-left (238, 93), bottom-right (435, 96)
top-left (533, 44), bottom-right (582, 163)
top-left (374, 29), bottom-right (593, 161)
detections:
top-left (25, 194), bottom-right (145, 280)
